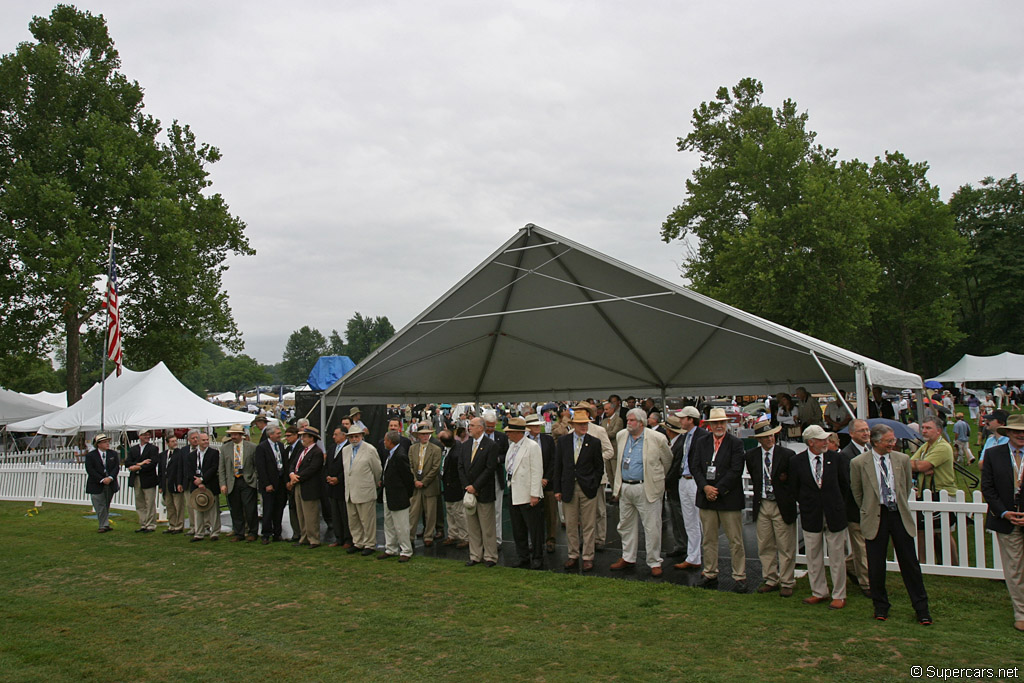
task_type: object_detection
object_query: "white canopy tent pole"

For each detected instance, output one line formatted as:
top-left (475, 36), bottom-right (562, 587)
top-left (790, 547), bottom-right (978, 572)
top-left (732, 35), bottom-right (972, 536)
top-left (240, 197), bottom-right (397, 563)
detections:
top-left (855, 364), bottom-right (868, 419)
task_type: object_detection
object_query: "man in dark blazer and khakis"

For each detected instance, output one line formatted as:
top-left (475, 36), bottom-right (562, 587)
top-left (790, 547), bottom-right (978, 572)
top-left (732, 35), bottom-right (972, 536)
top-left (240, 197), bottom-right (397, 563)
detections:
top-left (289, 426), bottom-right (324, 548)
top-left (555, 411), bottom-right (604, 572)
top-left (745, 420), bottom-right (798, 597)
top-left (981, 413), bottom-right (1024, 632)
top-left (458, 417), bottom-right (499, 566)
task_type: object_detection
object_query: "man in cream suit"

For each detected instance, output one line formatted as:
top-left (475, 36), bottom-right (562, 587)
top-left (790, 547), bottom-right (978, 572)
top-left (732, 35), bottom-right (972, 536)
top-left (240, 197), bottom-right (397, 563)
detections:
top-left (407, 422), bottom-right (443, 549)
top-left (219, 424), bottom-right (260, 542)
top-left (851, 423), bottom-right (932, 624)
top-left (504, 417), bottom-right (545, 569)
top-left (343, 425), bottom-right (382, 556)
top-left (609, 408), bottom-right (674, 577)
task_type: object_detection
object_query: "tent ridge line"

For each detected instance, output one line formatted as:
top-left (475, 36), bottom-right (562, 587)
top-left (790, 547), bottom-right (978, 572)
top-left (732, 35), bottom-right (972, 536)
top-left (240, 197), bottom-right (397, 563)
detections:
top-left (415, 291), bottom-right (673, 325)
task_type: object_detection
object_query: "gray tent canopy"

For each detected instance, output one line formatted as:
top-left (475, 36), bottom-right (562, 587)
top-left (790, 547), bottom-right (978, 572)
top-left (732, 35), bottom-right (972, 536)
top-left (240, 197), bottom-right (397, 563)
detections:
top-left (324, 224), bottom-right (920, 412)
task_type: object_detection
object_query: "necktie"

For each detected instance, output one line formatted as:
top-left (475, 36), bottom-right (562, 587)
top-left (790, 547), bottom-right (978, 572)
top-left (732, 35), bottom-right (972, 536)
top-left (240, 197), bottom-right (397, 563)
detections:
top-left (879, 456), bottom-right (895, 509)
top-left (234, 443), bottom-right (242, 476)
top-left (1014, 449), bottom-right (1023, 492)
top-left (273, 443), bottom-right (281, 469)
top-left (763, 451), bottom-right (774, 499)
top-left (471, 440), bottom-right (479, 463)
top-left (814, 455), bottom-right (822, 488)
top-left (574, 436), bottom-right (582, 463)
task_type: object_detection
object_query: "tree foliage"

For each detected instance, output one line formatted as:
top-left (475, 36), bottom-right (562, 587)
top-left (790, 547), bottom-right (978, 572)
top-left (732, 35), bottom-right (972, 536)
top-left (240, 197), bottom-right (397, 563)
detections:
top-left (280, 326), bottom-right (328, 385)
top-left (0, 5), bottom-right (252, 403)
top-left (340, 312), bottom-right (395, 364)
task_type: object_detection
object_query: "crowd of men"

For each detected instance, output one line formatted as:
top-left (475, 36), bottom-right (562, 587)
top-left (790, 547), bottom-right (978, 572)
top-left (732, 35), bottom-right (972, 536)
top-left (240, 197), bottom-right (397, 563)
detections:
top-left (84, 394), bottom-right (1024, 631)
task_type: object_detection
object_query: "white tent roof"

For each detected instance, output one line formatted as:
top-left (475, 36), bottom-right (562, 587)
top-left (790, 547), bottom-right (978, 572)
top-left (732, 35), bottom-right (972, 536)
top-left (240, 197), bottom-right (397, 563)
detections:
top-left (6, 363), bottom-right (255, 435)
top-left (928, 352), bottom-right (1024, 384)
top-left (21, 391), bottom-right (67, 408)
top-left (210, 391), bottom-right (237, 402)
top-left (0, 387), bottom-right (60, 426)
top-left (324, 225), bottom-right (921, 404)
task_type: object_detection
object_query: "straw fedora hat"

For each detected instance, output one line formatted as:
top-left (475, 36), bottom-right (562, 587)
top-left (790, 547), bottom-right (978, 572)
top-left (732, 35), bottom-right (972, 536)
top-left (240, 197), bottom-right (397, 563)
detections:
top-left (571, 410), bottom-right (592, 423)
top-left (752, 420), bottom-right (781, 438)
top-left (415, 422), bottom-right (434, 434)
top-left (505, 417), bottom-right (528, 432)
top-left (997, 413), bottom-right (1024, 436)
top-left (345, 425), bottom-right (365, 437)
top-left (92, 433), bottom-right (111, 446)
top-left (348, 407), bottom-right (362, 418)
top-left (225, 424), bottom-right (246, 435)
top-left (704, 407), bottom-right (730, 422)
top-left (661, 414), bottom-right (684, 432)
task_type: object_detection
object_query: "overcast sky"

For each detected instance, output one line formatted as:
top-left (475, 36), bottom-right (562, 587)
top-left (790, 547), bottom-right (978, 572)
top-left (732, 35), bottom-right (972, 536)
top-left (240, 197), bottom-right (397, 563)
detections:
top-left (3, 1), bottom-right (1022, 364)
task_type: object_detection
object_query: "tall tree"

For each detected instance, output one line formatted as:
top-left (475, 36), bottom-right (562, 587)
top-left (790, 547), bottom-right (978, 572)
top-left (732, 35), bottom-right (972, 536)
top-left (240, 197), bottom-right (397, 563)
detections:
top-left (0, 6), bottom-right (252, 404)
top-left (280, 326), bottom-right (328, 384)
top-left (949, 174), bottom-right (1024, 356)
top-left (343, 312), bottom-right (395, 363)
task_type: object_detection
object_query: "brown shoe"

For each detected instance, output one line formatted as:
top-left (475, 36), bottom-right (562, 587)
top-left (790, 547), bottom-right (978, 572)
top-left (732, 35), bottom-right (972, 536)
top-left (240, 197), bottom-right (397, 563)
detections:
top-left (828, 599), bottom-right (846, 610)
top-left (229, 537), bottom-right (242, 542)
top-left (398, 555), bottom-right (411, 563)
top-left (1014, 621), bottom-right (1024, 632)
top-left (650, 566), bottom-right (663, 578)
top-left (423, 539), bottom-right (433, 547)
top-left (245, 535), bottom-right (256, 542)
top-left (780, 587), bottom-right (794, 597)
top-left (564, 558), bottom-right (579, 570)
top-left (802, 596), bottom-right (829, 605)
top-left (673, 561), bottom-right (700, 570)
top-left (456, 541), bottom-right (469, 549)
top-left (328, 542), bottom-right (341, 547)
top-left (442, 537), bottom-right (457, 546)
top-left (609, 558), bottom-right (635, 571)
top-left (757, 583), bottom-right (780, 594)
top-left (582, 560), bottom-right (594, 572)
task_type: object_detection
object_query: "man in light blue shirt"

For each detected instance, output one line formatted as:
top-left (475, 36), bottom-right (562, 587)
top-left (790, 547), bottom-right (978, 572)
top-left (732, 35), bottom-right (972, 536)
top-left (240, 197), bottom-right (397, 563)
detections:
top-left (981, 410), bottom-right (1010, 466)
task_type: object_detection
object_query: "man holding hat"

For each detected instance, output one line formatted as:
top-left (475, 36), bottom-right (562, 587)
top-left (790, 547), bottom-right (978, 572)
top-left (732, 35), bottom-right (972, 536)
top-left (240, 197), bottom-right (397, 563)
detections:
top-left (407, 422), bottom-right (443, 549)
top-left (981, 413), bottom-right (1024, 631)
top-left (690, 407), bottom-right (747, 591)
top-left (745, 420), bottom-right (798, 596)
top-left (554, 408), bottom-right (604, 572)
top-left (85, 434), bottom-right (120, 533)
top-left (791, 425), bottom-right (849, 609)
top-left (459, 417), bottom-right (500, 567)
top-left (188, 433), bottom-right (221, 541)
top-left (289, 426), bottom-right (325, 548)
top-left (610, 408), bottom-right (673, 577)
top-left (504, 417), bottom-right (545, 569)
top-left (670, 406), bottom-right (707, 571)
top-left (125, 430), bottom-right (160, 533)
top-left (219, 424), bottom-right (260, 542)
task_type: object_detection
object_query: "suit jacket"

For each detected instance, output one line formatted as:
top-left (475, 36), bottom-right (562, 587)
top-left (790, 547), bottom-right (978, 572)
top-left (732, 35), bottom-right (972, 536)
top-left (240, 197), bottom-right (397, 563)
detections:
top-left (186, 448), bottom-right (220, 492)
top-left (745, 443), bottom-right (798, 524)
top-left (440, 445), bottom-right (463, 503)
top-left (408, 440), bottom-right (443, 497)
top-left (324, 441), bottom-right (348, 500)
top-left (839, 441), bottom-right (870, 523)
top-left (85, 449), bottom-right (120, 495)
top-left (382, 445), bottom-right (415, 511)
top-left (506, 437), bottom-right (543, 506)
top-left (789, 448), bottom-right (847, 533)
top-left (613, 428), bottom-right (673, 503)
top-left (485, 429), bottom-right (510, 489)
top-left (666, 426), bottom-right (709, 501)
top-left (218, 440), bottom-right (259, 493)
top-left (554, 432), bottom-right (604, 502)
top-left (981, 443), bottom-right (1021, 534)
top-left (457, 437), bottom-right (498, 504)
top-left (690, 431), bottom-right (746, 510)
top-left (125, 442), bottom-right (159, 489)
top-left (850, 449), bottom-right (915, 539)
top-left (530, 432), bottom-right (557, 491)
top-left (343, 441), bottom-right (382, 505)
top-left (376, 435), bottom-right (412, 467)
top-left (156, 447), bottom-right (181, 494)
top-left (255, 439), bottom-right (288, 490)
top-left (292, 444), bottom-right (324, 501)
top-left (601, 414), bottom-right (624, 444)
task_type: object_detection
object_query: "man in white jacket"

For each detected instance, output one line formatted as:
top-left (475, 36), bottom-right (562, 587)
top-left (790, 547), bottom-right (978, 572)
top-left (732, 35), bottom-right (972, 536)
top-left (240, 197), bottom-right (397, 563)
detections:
top-left (504, 417), bottom-right (545, 569)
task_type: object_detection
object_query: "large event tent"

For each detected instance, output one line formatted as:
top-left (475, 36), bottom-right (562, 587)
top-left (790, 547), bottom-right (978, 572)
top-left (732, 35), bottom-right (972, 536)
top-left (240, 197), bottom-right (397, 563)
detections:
top-left (6, 363), bottom-right (254, 435)
top-left (927, 352), bottom-right (1024, 384)
top-left (0, 388), bottom-right (60, 426)
top-left (21, 391), bottom-right (67, 408)
top-left (323, 225), bottom-right (921, 419)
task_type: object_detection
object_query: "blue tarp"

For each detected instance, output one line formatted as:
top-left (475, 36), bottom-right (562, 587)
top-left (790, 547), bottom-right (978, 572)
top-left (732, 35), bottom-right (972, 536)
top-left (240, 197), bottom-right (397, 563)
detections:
top-left (307, 356), bottom-right (356, 392)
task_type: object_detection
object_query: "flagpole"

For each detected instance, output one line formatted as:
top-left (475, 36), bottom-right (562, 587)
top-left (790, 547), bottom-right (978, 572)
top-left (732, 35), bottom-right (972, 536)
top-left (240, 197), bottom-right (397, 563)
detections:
top-left (100, 225), bottom-right (116, 432)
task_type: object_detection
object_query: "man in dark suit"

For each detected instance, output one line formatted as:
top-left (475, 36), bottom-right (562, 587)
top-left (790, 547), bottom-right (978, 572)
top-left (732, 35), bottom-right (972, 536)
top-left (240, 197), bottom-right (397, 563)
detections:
top-left (525, 414), bottom-right (558, 553)
top-left (791, 425), bottom-right (849, 609)
top-left (187, 432), bottom-right (221, 541)
top-left (255, 424), bottom-right (288, 544)
top-left (376, 418), bottom-right (412, 468)
top-left (281, 426), bottom-right (302, 542)
top-left (324, 426), bottom-right (353, 548)
top-left (439, 429), bottom-right (468, 548)
top-left (289, 425), bottom-right (325, 548)
top-left (671, 407), bottom-right (707, 572)
top-left (379, 430), bottom-right (416, 561)
top-left (746, 420), bottom-right (798, 597)
top-left (689, 408), bottom-right (747, 591)
top-left (981, 414), bottom-right (1024, 631)
top-left (868, 386), bottom-right (896, 420)
top-left (839, 419), bottom-right (872, 597)
top-left (157, 433), bottom-right (186, 534)
top-left (85, 433), bottom-right (120, 533)
top-left (483, 411), bottom-right (510, 546)
top-left (125, 430), bottom-right (160, 533)
top-left (458, 417), bottom-right (499, 566)
top-left (555, 411), bottom-right (604, 572)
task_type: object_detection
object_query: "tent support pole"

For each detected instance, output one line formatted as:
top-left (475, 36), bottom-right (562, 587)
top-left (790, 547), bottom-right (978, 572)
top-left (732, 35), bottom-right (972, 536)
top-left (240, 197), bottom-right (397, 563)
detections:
top-left (854, 364), bottom-right (868, 418)
top-left (320, 392), bottom-right (327, 434)
top-left (809, 351), bottom-right (854, 417)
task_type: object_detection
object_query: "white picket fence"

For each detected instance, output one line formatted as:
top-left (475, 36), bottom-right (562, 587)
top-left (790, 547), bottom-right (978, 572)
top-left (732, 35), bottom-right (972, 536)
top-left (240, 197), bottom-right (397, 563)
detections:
top-left (1, 462), bottom-right (138, 511)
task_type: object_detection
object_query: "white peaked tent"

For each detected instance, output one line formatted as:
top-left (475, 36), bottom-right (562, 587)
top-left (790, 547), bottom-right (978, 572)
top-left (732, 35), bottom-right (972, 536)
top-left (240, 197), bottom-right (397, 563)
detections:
top-left (928, 352), bottom-right (1024, 384)
top-left (21, 391), bottom-right (67, 408)
top-left (0, 388), bottom-right (60, 426)
top-left (323, 225), bottom-right (921, 416)
top-left (6, 363), bottom-right (254, 435)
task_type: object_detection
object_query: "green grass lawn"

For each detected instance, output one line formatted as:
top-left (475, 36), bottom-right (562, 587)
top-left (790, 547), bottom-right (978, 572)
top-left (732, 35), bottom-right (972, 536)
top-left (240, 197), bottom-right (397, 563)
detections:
top-left (2, 502), bottom-right (1023, 682)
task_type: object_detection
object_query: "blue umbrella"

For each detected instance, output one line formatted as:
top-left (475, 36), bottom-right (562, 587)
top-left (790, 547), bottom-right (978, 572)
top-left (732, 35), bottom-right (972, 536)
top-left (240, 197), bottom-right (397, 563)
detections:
top-left (840, 417), bottom-right (920, 441)
top-left (924, 380), bottom-right (943, 389)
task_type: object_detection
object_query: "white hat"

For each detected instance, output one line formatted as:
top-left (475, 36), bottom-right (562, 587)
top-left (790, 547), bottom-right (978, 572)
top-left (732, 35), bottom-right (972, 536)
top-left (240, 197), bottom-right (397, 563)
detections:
top-left (802, 425), bottom-right (833, 442)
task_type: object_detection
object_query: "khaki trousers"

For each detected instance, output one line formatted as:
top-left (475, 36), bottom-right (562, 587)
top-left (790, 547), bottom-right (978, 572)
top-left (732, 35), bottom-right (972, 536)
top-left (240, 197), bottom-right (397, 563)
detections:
top-left (465, 500), bottom-right (498, 563)
top-left (408, 489), bottom-right (437, 542)
top-left (617, 482), bottom-right (663, 567)
top-left (755, 500), bottom-right (796, 588)
top-left (699, 508), bottom-right (745, 581)
top-left (133, 481), bottom-right (158, 530)
top-left (804, 527), bottom-right (848, 599)
top-left (997, 526), bottom-right (1024, 621)
top-left (294, 483), bottom-right (321, 545)
top-left (164, 490), bottom-right (186, 531)
top-left (191, 500), bottom-right (219, 539)
top-left (845, 521), bottom-right (870, 591)
top-left (444, 500), bottom-right (467, 542)
top-left (346, 500), bottom-right (377, 550)
top-left (563, 483), bottom-right (597, 561)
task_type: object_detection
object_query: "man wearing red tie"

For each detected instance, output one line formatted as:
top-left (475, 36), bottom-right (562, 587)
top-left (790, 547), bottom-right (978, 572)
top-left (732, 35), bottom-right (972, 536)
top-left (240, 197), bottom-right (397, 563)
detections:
top-left (289, 426), bottom-right (325, 548)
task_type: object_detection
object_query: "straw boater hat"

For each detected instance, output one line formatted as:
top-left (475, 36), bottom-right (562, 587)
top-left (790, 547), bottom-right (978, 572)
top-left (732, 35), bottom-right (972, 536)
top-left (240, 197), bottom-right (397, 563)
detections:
top-left (345, 425), bottom-right (364, 437)
top-left (802, 425), bottom-right (833, 442)
top-left (676, 406), bottom-right (701, 420)
top-left (997, 414), bottom-right (1024, 436)
top-left (226, 424), bottom-right (246, 435)
top-left (189, 488), bottom-right (217, 512)
top-left (704, 407), bottom-right (730, 422)
top-left (348, 407), bottom-right (362, 418)
top-left (92, 433), bottom-right (110, 446)
top-left (299, 425), bottom-right (320, 438)
top-left (752, 420), bottom-right (781, 438)
top-left (661, 414), bottom-right (684, 432)
top-left (505, 416), bottom-right (528, 432)
top-left (415, 422), bottom-right (434, 434)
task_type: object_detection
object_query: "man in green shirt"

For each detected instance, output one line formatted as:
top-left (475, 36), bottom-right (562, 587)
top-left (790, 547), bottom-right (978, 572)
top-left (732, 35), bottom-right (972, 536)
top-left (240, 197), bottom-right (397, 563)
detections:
top-left (911, 417), bottom-right (958, 563)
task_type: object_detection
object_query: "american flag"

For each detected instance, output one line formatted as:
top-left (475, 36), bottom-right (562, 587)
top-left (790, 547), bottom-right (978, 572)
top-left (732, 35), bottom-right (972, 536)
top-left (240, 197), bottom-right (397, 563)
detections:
top-left (103, 246), bottom-right (123, 376)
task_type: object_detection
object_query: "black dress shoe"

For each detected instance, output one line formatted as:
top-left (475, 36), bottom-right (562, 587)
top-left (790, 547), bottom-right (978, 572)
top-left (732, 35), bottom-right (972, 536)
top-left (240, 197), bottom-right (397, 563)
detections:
top-left (162, 529), bottom-right (174, 534)
top-left (874, 612), bottom-right (888, 621)
top-left (465, 560), bottom-right (480, 567)
top-left (346, 546), bottom-right (360, 554)
top-left (700, 576), bottom-right (719, 590)
top-left (360, 548), bottom-right (375, 556)
top-left (917, 613), bottom-right (933, 626)
top-left (666, 548), bottom-right (686, 558)
top-left (134, 528), bottom-right (145, 533)
top-left (485, 560), bottom-right (496, 568)
top-left (530, 560), bottom-right (544, 570)
top-left (732, 581), bottom-right (747, 594)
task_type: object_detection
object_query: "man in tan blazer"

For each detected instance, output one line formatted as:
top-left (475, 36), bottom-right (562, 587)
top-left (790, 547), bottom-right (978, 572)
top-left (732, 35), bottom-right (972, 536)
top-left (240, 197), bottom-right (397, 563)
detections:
top-left (343, 425), bottom-right (383, 556)
top-left (610, 408), bottom-right (673, 577)
top-left (407, 422), bottom-right (443, 549)
top-left (850, 423), bottom-right (931, 624)
top-left (600, 401), bottom-right (625, 489)
top-left (219, 424), bottom-right (260, 541)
